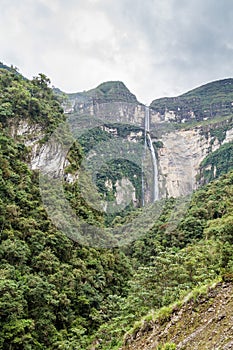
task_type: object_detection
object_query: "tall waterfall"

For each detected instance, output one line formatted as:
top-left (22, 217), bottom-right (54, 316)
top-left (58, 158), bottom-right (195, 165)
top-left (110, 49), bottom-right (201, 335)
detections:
top-left (142, 106), bottom-right (159, 204)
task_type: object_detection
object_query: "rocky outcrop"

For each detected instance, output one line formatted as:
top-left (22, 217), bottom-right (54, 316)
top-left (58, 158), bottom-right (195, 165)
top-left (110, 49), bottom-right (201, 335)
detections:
top-left (71, 101), bottom-right (145, 127)
top-left (150, 78), bottom-right (233, 123)
top-left (156, 125), bottom-right (233, 198)
top-left (8, 118), bottom-right (44, 147)
top-left (7, 79), bottom-right (233, 202)
top-left (223, 128), bottom-right (233, 144)
top-left (64, 81), bottom-right (144, 125)
top-left (121, 281), bottom-right (233, 350)
top-left (8, 118), bottom-right (69, 178)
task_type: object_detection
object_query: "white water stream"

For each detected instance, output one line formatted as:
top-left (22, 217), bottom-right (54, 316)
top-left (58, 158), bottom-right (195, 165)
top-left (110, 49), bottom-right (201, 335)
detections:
top-left (142, 106), bottom-right (159, 205)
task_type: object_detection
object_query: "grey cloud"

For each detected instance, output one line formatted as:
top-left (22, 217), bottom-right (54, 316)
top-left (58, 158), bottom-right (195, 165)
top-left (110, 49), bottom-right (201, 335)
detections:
top-left (0, 0), bottom-right (233, 102)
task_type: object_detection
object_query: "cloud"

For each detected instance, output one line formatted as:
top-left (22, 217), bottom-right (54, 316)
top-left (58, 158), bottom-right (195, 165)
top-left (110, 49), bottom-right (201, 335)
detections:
top-left (0, 0), bottom-right (233, 102)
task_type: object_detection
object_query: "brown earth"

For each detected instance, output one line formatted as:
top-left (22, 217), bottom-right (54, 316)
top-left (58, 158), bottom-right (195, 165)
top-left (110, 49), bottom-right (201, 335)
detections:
top-left (121, 281), bottom-right (233, 350)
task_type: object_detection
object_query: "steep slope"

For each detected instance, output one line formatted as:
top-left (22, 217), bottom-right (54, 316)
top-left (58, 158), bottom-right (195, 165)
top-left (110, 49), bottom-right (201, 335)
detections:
top-left (150, 78), bottom-right (233, 123)
top-left (199, 141), bottom-right (233, 184)
top-left (63, 81), bottom-right (146, 208)
top-left (149, 79), bottom-right (233, 197)
top-left (86, 170), bottom-right (233, 349)
top-left (122, 280), bottom-right (233, 350)
top-left (0, 62), bottom-right (17, 73)
top-left (156, 117), bottom-right (233, 197)
top-left (0, 68), bottom-right (133, 349)
top-left (69, 81), bottom-right (138, 104)
top-left (63, 81), bottom-right (145, 125)
top-left (1, 64), bottom-right (233, 350)
top-left (62, 78), bottom-right (233, 201)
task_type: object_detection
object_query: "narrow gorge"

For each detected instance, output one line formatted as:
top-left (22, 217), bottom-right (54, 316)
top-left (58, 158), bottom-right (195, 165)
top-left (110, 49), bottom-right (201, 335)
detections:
top-left (1, 65), bottom-right (233, 350)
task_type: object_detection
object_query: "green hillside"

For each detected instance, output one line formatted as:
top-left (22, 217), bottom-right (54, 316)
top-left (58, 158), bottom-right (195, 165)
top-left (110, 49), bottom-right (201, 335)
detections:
top-left (0, 66), bottom-right (233, 349)
top-left (0, 62), bottom-right (16, 72)
top-left (198, 142), bottom-right (233, 184)
top-left (150, 78), bottom-right (233, 122)
top-left (68, 81), bottom-right (139, 104)
top-left (90, 170), bottom-right (233, 349)
top-left (0, 69), bottom-right (132, 349)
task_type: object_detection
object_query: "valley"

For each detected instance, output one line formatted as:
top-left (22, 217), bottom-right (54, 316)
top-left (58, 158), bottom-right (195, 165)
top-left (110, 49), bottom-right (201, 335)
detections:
top-left (0, 64), bottom-right (233, 349)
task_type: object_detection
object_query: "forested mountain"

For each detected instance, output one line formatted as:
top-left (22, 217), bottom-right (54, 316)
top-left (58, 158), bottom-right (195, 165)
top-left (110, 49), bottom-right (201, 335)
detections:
top-left (62, 78), bottom-right (233, 201)
top-left (0, 64), bottom-right (233, 349)
top-left (150, 78), bottom-right (233, 123)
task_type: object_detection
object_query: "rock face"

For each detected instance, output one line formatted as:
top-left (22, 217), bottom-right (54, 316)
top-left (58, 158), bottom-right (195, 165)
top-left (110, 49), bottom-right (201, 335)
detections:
top-left (121, 281), bottom-right (233, 350)
top-left (8, 118), bottom-right (69, 178)
top-left (62, 78), bottom-right (233, 200)
top-left (223, 128), bottom-right (233, 144)
top-left (9, 114), bottom-right (233, 200)
top-left (8, 118), bottom-right (43, 147)
top-left (150, 78), bottom-right (233, 124)
top-left (102, 177), bottom-right (137, 213)
top-left (66, 81), bottom-right (145, 126)
top-left (156, 125), bottom-right (233, 198)
top-left (8, 78), bottom-right (233, 202)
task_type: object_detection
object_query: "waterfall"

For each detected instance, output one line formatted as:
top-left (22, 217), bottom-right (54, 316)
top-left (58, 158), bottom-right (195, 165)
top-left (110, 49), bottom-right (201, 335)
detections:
top-left (142, 106), bottom-right (159, 204)
top-left (147, 130), bottom-right (159, 202)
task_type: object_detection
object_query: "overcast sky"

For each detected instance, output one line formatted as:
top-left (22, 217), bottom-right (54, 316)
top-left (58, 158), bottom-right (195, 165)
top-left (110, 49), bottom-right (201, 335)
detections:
top-left (1, 0), bottom-right (233, 103)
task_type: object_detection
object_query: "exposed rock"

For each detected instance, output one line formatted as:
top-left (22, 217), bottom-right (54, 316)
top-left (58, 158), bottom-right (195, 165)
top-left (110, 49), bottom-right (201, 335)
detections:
top-left (8, 118), bottom-right (72, 180)
top-left (150, 78), bottom-right (233, 123)
top-left (115, 178), bottom-right (136, 206)
top-left (157, 126), bottom-right (233, 198)
top-left (8, 118), bottom-right (44, 146)
top-left (223, 128), bottom-right (233, 144)
top-left (7, 80), bottom-right (233, 200)
top-left (121, 282), bottom-right (233, 350)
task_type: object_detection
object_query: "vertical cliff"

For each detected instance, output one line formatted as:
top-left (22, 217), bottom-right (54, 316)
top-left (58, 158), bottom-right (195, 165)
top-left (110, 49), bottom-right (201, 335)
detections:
top-left (64, 79), bottom-right (233, 201)
top-left (155, 121), bottom-right (233, 198)
top-left (7, 78), bottom-right (233, 204)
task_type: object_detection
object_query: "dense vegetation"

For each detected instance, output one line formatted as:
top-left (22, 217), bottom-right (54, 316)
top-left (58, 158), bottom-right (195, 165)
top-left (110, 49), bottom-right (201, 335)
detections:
top-left (68, 81), bottom-right (138, 104)
top-left (0, 66), bottom-right (233, 350)
top-left (91, 171), bottom-right (233, 349)
top-left (199, 142), bottom-right (233, 184)
top-left (76, 123), bottom-right (143, 212)
top-left (0, 63), bottom-right (19, 74)
top-left (0, 68), bottom-right (65, 135)
top-left (150, 78), bottom-right (233, 122)
top-left (0, 133), bottom-right (132, 349)
top-left (0, 69), bottom-right (132, 349)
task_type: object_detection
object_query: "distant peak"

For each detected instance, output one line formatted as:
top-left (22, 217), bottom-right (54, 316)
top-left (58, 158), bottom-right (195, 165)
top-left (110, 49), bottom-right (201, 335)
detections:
top-left (90, 80), bottom-right (138, 103)
top-left (95, 81), bottom-right (128, 93)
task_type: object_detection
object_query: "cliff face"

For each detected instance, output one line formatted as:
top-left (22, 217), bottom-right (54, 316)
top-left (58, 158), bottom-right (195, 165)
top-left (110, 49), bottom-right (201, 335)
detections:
top-left (8, 113), bottom-right (233, 201)
top-left (8, 118), bottom-right (70, 179)
top-left (64, 80), bottom-right (233, 200)
top-left (156, 123), bottom-right (233, 198)
top-left (150, 78), bottom-right (233, 123)
top-left (65, 81), bottom-right (145, 126)
top-left (7, 79), bottom-right (233, 203)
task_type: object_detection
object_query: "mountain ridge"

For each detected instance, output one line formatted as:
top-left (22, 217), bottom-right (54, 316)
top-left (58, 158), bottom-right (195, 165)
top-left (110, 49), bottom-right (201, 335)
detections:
top-left (0, 62), bottom-right (233, 349)
top-left (1, 60), bottom-right (233, 116)
top-left (150, 78), bottom-right (233, 123)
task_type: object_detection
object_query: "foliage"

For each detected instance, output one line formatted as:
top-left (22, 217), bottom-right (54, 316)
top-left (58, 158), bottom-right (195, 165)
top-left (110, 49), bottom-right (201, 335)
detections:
top-left (1, 66), bottom-right (233, 350)
top-left (150, 78), bottom-right (233, 123)
top-left (199, 142), bottom-right (233, 184)
top-left (0, 69), bottom-right (65, 135)
top-left (76, 123), bottom-right (143, 221)
top-left (0, 69), bottom-right (133, 349)
top-left (90, 171), bottom-right (233, 348)
top-left (68, 81), bottom-right (138, 104)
